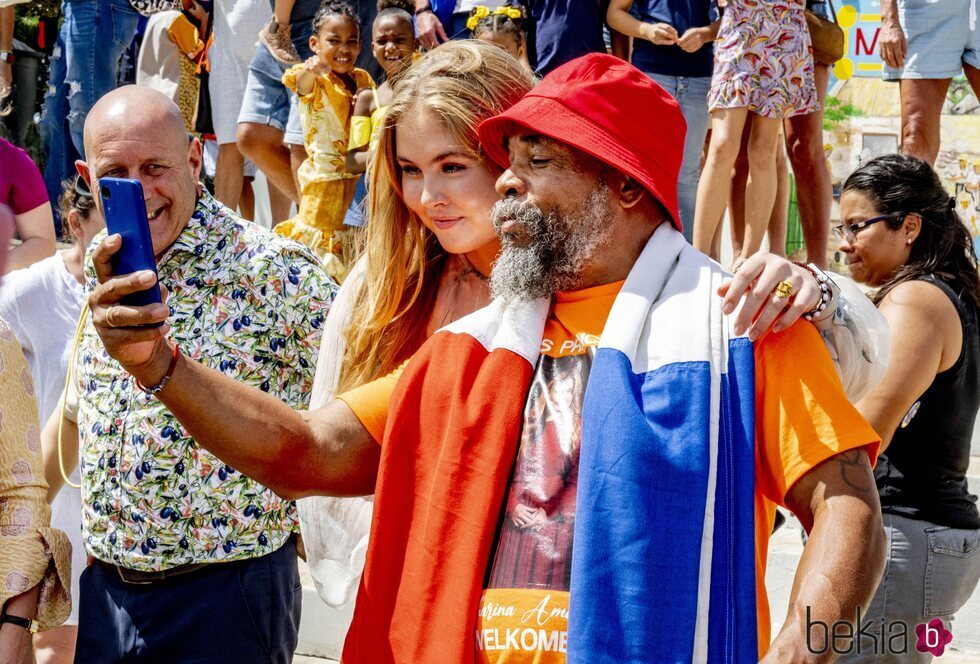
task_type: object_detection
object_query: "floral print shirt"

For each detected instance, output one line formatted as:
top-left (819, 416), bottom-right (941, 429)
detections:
top-left (128, 0), bottom-right (181, 17)
top-left (76, 191), bottom-right (336, 571)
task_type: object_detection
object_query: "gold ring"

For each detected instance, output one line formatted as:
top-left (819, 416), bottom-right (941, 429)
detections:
top-left (773, 279), bottom-right (794, 299)
top-left (106, 306), bottom-right (119, 328)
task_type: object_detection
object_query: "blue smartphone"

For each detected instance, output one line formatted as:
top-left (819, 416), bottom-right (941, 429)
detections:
top-left (98, 178), bottom-right (163, 308)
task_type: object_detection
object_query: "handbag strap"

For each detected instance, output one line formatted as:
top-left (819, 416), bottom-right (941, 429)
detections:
top-left (827, 0), bottom-right (838, 24)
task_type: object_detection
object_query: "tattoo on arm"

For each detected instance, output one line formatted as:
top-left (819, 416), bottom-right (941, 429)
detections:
top-left (836, 449), bottom-right (873, 495)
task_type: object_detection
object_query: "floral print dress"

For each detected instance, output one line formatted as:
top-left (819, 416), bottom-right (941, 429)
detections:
top-left (708, 0), bottom-right (820, 119)
top-left (277, 65), bottom-right (375, 282)
top-left (0, 320), bottom-right (71, 630)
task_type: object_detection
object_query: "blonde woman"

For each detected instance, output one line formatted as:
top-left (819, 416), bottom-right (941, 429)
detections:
top-left (298, 39), bottom-right (535, 612)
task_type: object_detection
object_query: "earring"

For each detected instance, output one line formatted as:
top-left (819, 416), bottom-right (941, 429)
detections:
top-left (906, 239), bottom-right (912, 245)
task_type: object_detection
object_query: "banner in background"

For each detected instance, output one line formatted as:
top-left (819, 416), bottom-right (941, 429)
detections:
top-left (820, 0), bottom-right (980, 261)
top-left (833, 0), bottom-right (884, 80)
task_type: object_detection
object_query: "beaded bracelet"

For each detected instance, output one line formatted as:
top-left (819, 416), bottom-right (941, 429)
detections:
top-left (135, 343), bottom-right (180, 395)
top-left (794, 262), bottom-right (838, 321)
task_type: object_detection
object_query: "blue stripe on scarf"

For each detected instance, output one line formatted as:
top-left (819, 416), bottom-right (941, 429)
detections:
top-left (569, 339), bottom-right (757, 663)
top-left (707, 338), bottom-right (758, 664)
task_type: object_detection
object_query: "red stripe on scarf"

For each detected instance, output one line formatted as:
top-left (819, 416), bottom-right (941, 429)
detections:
top-left (343, 330), bottom-right (534, 663)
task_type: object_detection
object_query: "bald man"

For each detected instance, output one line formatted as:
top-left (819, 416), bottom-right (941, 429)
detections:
top-left (66, 86), bottom-right (336, 662)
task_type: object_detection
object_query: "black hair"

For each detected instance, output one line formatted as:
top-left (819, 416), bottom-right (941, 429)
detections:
top-left (312, 0), bottom-right (359, 34)
top-left (377, 0), bottom-right (413, 20)
top-left (59, 175), bottom-right (97, 242)
top-left (842, 153), bottom-right (980, 308)
top-left (469, 3), bottom-right (527, 46)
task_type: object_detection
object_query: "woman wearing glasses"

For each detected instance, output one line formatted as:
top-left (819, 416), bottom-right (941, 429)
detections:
top-left (836, 153), bottom-right (980, 662)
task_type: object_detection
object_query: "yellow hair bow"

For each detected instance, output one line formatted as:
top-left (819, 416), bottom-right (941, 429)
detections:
top-left (466, 6), bottom-right (491, 30)
top-left (467, 5), bottom-right (523, 31)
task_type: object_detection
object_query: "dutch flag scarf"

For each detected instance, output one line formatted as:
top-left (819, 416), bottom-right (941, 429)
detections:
top-left (343, 223), bottom-right (759, 663)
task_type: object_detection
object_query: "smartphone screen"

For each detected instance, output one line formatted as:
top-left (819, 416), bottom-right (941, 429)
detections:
top-left (98, 178), bottom-right (163, 308)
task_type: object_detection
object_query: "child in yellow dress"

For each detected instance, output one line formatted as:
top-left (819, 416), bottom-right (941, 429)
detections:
top-left (278, 1), bottom-right (374, 281)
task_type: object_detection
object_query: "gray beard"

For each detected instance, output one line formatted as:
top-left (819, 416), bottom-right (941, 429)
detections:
top-left (489, 185), bottom-right (614, 302)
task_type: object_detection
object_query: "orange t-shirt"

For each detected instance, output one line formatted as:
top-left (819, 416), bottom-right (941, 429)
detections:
top-left (339, 282), bottom-right (879, 661)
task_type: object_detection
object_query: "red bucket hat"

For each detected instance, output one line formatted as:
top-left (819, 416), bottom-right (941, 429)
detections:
top-left (479, 53), bottom-right (686, 231)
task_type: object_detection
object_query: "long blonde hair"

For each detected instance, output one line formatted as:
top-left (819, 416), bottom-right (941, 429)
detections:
top-left (339, 41), bottom-right (534, 391)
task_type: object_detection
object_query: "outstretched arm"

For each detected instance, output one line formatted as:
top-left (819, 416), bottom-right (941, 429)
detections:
top-left (86, 234), bottom-right (380, 499)
top-left (150, 351), bottom-right (379, 498)
top-left (762, 449), bottom-right (886, 663)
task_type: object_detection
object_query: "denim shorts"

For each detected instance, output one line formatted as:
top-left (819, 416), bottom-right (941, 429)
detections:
top-left (238, 43), bottom-right (292, 132)
top-left (884, 0), bottom-right (980, 80)
top-left (836, 512), bottom-right (980, 663)
top-left (284, 96), bottom-right (303, 146)
top-left (806, 0), bottom-right (831, 20)
top-left (238, 19), bottom-right (312, 141)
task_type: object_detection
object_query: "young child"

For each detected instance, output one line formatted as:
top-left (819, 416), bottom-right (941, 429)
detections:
top-left (467, 4), bottom-right (529, 68)
top-left (346, 0), bottom-right (417, 177)
top-left (277, 1), bottom-right (374, 281)
top-left (259, 0), bottom-right (300, 65)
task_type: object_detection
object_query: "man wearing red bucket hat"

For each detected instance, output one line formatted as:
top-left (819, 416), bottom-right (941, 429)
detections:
top-left (452, 53), bottom-right (883, 663)
top-left (338, 54), bottom-right (883, 663)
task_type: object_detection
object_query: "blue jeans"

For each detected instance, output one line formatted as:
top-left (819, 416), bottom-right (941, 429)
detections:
top-left (644, 73), bottom-right (712, 243)
top-left (40, 0), bottom-right (139, 229)
top-left (74, 538), bottom-right (302, 662)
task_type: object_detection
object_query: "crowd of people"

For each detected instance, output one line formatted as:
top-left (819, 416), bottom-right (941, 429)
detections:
top-left (1, 0), bottom-right (980, 663)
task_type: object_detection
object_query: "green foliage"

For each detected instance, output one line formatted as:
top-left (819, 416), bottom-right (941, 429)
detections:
top-left (823, 96), bottom-right (863, 131)
top-left (13, 15), bottom-right (38, 45)
top-left (17, 1), bottom-right (60, 18)
top-left (12, 0), bottom-right (60, 44)
top-left (947, 75), bottom-right (975, 110)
